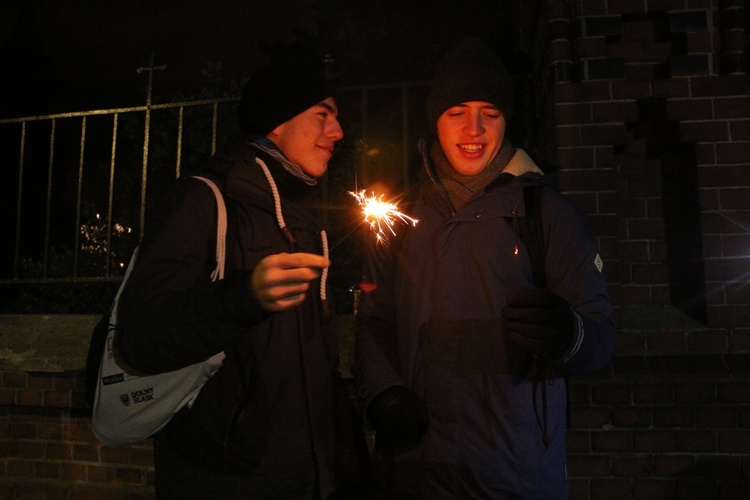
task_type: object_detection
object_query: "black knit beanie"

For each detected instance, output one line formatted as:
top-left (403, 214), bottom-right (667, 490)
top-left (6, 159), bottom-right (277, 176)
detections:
top-left (425, 37), bottom-right (514, 135)
top-left (238, 61), bottom-right (334, 138)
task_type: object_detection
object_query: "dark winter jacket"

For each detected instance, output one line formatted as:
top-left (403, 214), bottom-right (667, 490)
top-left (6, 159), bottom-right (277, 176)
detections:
top-left (353, 143), bottom-right (615, 498)
top-left (117, 142), bottom-right (340, 499)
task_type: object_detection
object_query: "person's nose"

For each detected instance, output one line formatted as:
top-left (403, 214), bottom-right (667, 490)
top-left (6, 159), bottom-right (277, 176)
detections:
top-left (327, 118), bottom-right (344, 141)
top-left (463, 112), bottom-right (484, 137)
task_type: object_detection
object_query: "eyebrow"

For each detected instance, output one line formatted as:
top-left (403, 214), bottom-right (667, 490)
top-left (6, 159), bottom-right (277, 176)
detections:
top-left (318, 101), bottom-right (338, 115)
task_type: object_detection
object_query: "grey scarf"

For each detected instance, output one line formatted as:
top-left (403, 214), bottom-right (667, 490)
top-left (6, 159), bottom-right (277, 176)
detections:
top-left (432, 139), bottom-right (516, 210)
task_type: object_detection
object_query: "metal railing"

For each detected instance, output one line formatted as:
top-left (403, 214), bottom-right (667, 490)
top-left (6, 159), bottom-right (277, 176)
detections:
top-left (0, 81), bottom-right (429, 286)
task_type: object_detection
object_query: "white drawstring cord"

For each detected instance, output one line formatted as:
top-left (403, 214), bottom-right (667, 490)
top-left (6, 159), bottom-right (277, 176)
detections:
top-left (256, 156), bottom-right (328, 307)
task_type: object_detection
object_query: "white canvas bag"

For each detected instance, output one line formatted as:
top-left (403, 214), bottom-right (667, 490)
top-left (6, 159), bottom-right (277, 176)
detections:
top-left (91, 176), bottom-right (227, 447)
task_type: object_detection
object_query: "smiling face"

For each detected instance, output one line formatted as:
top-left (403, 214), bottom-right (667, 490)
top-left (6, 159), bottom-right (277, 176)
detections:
top-left (267, 97), bottom-right (344, 178)
top-left (436, 101), bottom-right (506, 176)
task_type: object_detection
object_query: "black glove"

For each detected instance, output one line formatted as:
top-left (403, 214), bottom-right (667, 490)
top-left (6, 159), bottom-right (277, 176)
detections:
top-left (366, 386), bottom-right (428, 453)
top-left (502, 287), bottom-right (574, 360)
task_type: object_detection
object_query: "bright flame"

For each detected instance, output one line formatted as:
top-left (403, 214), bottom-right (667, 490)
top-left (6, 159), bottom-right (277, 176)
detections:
top-left (349, 190), bottom-right (418, 244)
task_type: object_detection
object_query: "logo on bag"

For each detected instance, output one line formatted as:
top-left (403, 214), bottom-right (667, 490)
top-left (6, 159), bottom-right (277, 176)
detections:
top-left (131, 387), bottom-right (155, 403)
top-left (120, 393), bottom-right (130, 407)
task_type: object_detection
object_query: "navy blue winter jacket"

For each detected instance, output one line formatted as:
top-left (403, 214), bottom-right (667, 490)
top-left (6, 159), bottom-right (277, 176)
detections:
top-left (354, 144), bottom-right (615, 498)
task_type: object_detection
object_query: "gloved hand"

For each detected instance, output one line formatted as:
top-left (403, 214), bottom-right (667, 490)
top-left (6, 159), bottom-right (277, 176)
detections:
top-left (502, 287), bottom-right (574, 360)
top-left (366, 385), bottom-right (428, 453)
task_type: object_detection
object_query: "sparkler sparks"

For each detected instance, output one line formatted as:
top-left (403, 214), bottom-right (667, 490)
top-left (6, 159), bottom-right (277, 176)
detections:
top-left (349, 190), bottom-right (418, 244)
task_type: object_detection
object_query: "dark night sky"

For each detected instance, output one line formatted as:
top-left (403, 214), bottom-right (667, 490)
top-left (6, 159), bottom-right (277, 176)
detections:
top-left (0, 0), bottom-right (525, 118)
top-left (0, 0), bottom-right (321, 116)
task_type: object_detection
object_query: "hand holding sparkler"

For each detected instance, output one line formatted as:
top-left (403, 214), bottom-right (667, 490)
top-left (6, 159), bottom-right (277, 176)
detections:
top-left (250, 252), bottom-right (330, 312)
top-left (349, 190), bottom-right (418, 244)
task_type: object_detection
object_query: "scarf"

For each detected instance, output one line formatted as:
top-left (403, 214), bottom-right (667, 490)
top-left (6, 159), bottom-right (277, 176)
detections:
top-left (432, 139), bottom-right (516, 210)
top-left (249, 136), bottom-right (318, 187)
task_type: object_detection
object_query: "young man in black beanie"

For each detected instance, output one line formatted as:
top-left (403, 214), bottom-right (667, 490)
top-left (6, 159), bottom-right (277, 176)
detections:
top-left (115, 58), bottom-right (355, 499)
top-left (354, 37), bottom-right (615, 498)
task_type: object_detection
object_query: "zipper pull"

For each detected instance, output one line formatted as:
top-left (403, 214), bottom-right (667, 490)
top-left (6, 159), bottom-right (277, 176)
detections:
top-left (512, 206), bottom-right (519, 255)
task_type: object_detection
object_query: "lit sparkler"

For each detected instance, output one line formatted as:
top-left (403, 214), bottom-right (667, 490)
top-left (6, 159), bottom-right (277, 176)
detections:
top-left (349, 190), bottom-right (418, 244)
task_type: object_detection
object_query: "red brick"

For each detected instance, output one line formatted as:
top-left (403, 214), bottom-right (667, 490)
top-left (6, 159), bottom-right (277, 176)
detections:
top-left (556, 147), bottom-right (596, 169)
top-left (632, 263), bottom-right (669, 285)
top-left (729, 119), bottom-right (750, 140)
top-left (695, 455), bottom-right (743, 478)
top-left (570, 407), bottom-right (612, 428)
top-left (610, 1), bottom-right (647, 16)
top-left (592, 384), bottom-right (632, 404)
top-left (691, 75), bottom-right (750, 97)
top-left (653, 454), bottom-right (695, 476)
top-left (590, 477), bottom-right (633, 500)
top-left (2, 372), bottom-right (27, 389)
top-left (7, 459), bottom-right (34, 477)
top-left (675, 429), bottom-right (718, 452)
top-left (716, 142), bottom-right (750, 164)
top-left (45, 442), bottom-right (73, 461)
top-left (578, 0), bottom-right (608, 15)
top-left (115, 466), bottom-right (147, 485)
top-left (10, 422), bottom-right (35, 439)
top-left (27, 373), bottom-right (56, 390)
top-left (554, 81), bottom-right (612, 103)
top-left (0, 388), bottom-right (15, 405)
top-left (612, 407), bottom-right (653, 427)
top-left (731, 329), bottom-right (750, 352)
top-left (718, 383), bottom-right (750, 404)
top-left (567, 429), bottom-right (592, 452)
top-left (100, 446), bottom-right (131, 464)
top-left (555, 125), bottom-right (581, 147)
top-left (555, 102), bottom-right (594, 124)
top-left (680, 121), bottom-right (729, 142)
top-left (686, 330), bottom-right (728, 353)
top-left (64, 424), bottom-right (96, 444)
top-left (675, 382), bottom-right (716, 405)
top-left (17, 440), bottom-right (45, 459)
top-left (17, 389), bottom-right (42, 406)
top-left (611, 456), bottom-right (653, 477)
top-left (652, 78), bottom-right (690, 97)
top-left (654, 407), bottom-right (695, 427)
top-left (43, 391), bottom-right (71, 408)
top-left (592, 430), bottom-right (633, 451)
top-left (14, 483), bottom-right (69, 500)
top-left (633, 429), bottom-right (675, 452)
top-left (714, 97), bottom-right (750, 119)
top-left (59, 463), bottom-right (88, 482)
top-left (35, 461), bottom-right (60, 479)
top-left (667, 98), bottom-right (713, 120)
top-left (87, 464), bottom-right (115, 483)
top-left (72, 444), bottom-right (99, 463)
top-left (568, 454), bottom-right (612, 477)
top-left (632, 479), bottom-right (675, 499)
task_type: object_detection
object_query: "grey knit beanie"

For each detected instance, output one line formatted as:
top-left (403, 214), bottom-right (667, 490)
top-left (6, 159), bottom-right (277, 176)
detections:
top-left (425, 37), bottom-right (514, 135)
top-left (238, 61), bottom-right (334, 138)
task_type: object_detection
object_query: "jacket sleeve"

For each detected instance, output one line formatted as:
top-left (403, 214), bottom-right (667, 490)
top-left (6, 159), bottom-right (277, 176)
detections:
top-left (543, 190), bottom-right (615, 374)
top-left (352, 232), bottom-right (408, 412)
top-left (116, 177), bottom-right (269, 374)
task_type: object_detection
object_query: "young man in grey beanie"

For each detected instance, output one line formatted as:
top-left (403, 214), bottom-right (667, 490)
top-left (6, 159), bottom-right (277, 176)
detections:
top-left (115, 57), bottom-right (357, 499)
top-left (354, 37), bottom-right (615, 498)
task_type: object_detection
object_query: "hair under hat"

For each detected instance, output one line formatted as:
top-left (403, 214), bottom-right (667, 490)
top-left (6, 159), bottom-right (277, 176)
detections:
top-left (425, 37), bottom-right (514, 135)
top-left (238, 60), bottom-right (334, 138)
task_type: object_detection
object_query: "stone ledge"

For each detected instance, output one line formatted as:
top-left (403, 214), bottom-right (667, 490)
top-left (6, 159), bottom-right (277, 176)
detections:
top-left (0, 314), bottom-right (100, 372)
top-left (0, 314), bottom-right (357, 377)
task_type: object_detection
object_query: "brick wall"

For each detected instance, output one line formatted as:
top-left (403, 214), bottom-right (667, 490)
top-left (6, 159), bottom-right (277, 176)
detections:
top-left (542, 0), bottom-right (750, 498)
top-left (0, 370), bottom-right (155, 499)
top-left (1, 1), bottom-right (748, 498)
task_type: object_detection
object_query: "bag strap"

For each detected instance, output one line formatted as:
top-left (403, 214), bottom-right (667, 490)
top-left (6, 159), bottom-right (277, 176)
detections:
top-left (193, 176), bottom-right (227, 281)
top-left (518, 184), bottom-right (547, 287)
top-left (517, 183), bottom-right (572, 432)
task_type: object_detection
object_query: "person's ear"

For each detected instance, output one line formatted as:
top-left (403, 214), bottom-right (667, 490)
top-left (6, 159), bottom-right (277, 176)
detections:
top-left (267, 122), bottom-right (285, 140)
